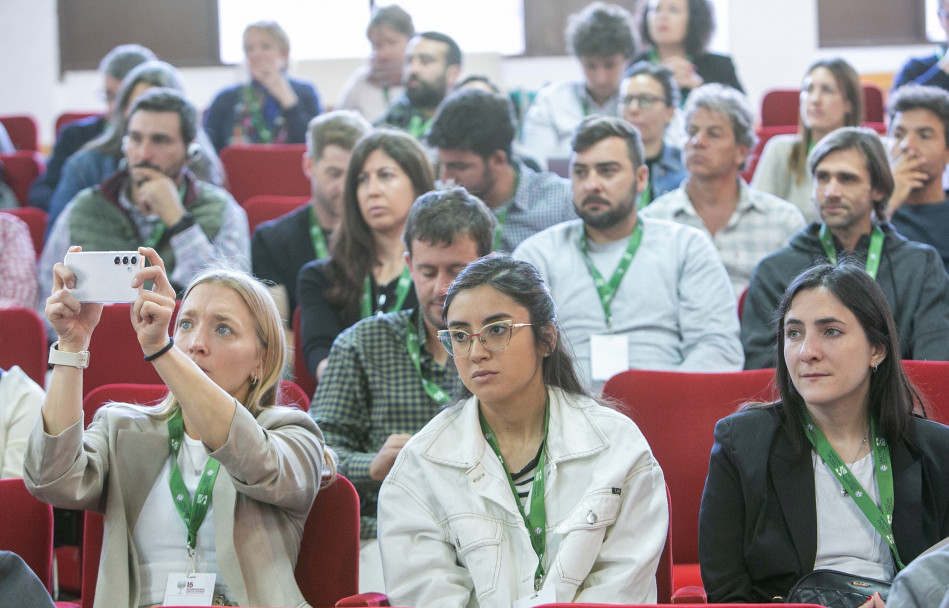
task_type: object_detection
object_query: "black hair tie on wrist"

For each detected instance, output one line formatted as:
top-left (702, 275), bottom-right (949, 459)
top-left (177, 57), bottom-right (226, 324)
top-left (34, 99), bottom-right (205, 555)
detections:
top-left (144, 338), bottom-right (175, 362)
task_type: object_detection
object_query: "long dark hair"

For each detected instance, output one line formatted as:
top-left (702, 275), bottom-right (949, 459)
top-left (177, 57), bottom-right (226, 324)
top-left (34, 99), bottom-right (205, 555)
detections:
top-left (442, 255), bottom-right (593, 401)
top-left (324, 129), bottom-right (435, 315)
top-left (745, 262), bottom-right (926, 451)
top-left (639, 0), bottom-right (715, 56)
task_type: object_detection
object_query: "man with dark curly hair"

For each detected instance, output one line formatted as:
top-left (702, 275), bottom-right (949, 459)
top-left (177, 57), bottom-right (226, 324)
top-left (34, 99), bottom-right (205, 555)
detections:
top-left (521, 2), bottom-right (637, 168)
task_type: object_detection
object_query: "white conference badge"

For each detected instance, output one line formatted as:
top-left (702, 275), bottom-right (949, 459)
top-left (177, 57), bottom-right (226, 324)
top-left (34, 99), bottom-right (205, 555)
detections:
top-left (163, 572), bottom-right (216, 606)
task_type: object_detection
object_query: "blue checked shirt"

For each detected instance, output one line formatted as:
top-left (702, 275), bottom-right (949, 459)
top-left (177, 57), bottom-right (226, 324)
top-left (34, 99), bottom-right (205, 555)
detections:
top-left (493, 159), bottom-right (576, 253)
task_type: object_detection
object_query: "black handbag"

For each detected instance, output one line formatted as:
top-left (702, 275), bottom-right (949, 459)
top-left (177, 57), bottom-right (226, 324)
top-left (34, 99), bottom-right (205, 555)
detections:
top-left (786, 569), bottom-right (890, 607)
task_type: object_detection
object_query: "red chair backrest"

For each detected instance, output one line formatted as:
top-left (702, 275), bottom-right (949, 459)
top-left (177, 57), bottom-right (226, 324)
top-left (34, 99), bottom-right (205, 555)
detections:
top-left (529, 604), bottom-right (824, 607)
top-left (0, 151), bottom-right (46, 205)
top-left (0, 115), bottom-right (40, 151)
top-left (0, 306), bottom-right (47, 386)
top-left (761, 84), bottom-right (884, 128)
top-left (0, 478), bottom-right (54, 594)
top-left (603, 369), bottom-right (776, 565)
top-left (1, 206), bottom-right (47, 259)
top-left (55, 112), bottom-right (101, 137)
top-left (243, 194), bottom-right (308, 235)
top-left (81, 477), bottom-right (358, 608)
top-left (219, 144), bottom-right (309, 204)
top-left (278, 378), bottom-right (310, 412)
top-left (902, 360), bottom-right (949, 425)
top-left (291, 307), bottom-right (317, 401)
top-left (862, 83), bottom-right (885, 123)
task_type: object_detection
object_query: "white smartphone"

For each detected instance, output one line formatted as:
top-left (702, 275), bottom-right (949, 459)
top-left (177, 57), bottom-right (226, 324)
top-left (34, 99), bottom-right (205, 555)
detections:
top-left (64, 251), bottom-right (144, 303)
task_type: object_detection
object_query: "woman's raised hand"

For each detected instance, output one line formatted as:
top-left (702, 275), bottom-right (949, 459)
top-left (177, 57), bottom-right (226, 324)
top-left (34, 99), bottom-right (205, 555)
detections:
top-left (130, 247), bottom-right (178, 357)
top-left (46, 246), bottom-right (103, 351)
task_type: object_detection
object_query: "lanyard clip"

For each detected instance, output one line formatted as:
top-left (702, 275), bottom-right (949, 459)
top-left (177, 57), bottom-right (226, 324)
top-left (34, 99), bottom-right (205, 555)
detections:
top-left (186, 545), bottom-right (196, 577)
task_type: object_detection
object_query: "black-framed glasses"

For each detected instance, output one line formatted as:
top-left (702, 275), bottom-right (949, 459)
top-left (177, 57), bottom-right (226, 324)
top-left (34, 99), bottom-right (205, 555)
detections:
top-left (623, 94), bottom-right (668, 110)
top-left (437, 319), bottom-right (533, 358)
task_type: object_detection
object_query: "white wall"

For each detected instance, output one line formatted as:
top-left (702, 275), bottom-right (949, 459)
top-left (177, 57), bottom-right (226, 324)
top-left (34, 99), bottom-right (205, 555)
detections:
top-left (0, 0), bottom-right (938, 148)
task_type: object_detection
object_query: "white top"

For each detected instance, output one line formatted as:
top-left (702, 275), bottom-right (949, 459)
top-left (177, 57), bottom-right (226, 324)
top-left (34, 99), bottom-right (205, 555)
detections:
top-left (750, 134), bottom-right (818, 222)
top-left (134, 434), bottom-right (231, 605)
top-left (514, 217), bottom-right (743, 386)
top-left (336, 65), bottom-right (406, 124)
top-left (813, 451), bottom-right (896, 581)
top-left (0, 366), bottom-right (44, 479)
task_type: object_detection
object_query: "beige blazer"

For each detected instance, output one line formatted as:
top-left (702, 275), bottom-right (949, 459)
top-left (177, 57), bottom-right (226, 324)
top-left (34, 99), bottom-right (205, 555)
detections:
top-left (24, 402), bottom-right (325, 608)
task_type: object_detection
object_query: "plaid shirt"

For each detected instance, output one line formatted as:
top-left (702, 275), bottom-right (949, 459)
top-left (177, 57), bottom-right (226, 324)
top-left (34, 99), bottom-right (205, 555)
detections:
top-left (641, 179), bottom-right (806, 295)
top-left (0, 213), bottom-right (37, 309)
top-left (493, 159), bottom-right (576, 253)
top-left (312, 308), bottom-right (461, 538)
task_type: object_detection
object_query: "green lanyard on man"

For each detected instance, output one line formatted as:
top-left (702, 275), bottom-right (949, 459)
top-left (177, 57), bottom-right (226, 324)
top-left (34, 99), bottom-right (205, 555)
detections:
top-left (578, 221), bottom-right (644, 329)
top-left (819, 224), bottom-right (884, 280)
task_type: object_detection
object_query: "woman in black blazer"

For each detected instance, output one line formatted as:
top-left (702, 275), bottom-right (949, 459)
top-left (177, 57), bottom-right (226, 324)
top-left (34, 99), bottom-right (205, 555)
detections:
top-left (699, 263), bottom-right (949, 602)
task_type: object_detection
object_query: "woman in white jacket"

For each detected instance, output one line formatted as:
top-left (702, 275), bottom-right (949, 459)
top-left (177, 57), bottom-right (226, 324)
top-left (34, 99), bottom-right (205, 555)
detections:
top-left (377, 255), bottom-right (668, 608)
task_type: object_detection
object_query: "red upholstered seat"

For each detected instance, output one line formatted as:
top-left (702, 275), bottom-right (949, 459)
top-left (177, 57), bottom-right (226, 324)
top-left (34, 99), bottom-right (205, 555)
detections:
top-left (0, 114), bottom-right (40, 151)
top-left (220, 144), bottom-right (309, 204)
top-left (0, 478), bottom-right (54, 594)
top-left (0, 306), bottom-right (47, 385)
top-left (0, 151), bottom-right (46, 205)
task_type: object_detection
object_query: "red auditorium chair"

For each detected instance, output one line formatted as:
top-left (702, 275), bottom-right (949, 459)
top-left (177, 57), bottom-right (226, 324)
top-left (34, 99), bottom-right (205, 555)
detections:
top-left (902, 359), bottom-right (949, 425)
top-left (0, 114), bottom-right (40, 151)
top-left (0, 478), bottom-right (54, 594)
top-left (0, 306), bottom-right (47, 386)
top-left (80, 476), bottom-right (359, 608)
top-left (602, 369), bottom-right (776, 592)
top-left (1, 206), bottom-right (48, 258)
top-left (760, 84), bottom-right (885, 128)
top-left (219, 144), bottom-right (309, 204)
top-left (740, 125), bottom-right (795, 183)
top-left (292, 307), bottom-right (317, 400)
top-left (55, 112), bottom-right (101, 136)
top-left (243, 194), bottom-right (308, 234)
top-left (0, 151), bottom-right (46, 205)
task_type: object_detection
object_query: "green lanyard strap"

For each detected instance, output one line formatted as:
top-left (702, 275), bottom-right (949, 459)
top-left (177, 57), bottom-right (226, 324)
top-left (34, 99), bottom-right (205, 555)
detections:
top-left (479, 403), bottom-right (549, 591)
top-left (637, 179), bottom-right (653, 210)
top-left (360, 265), bottom-right (412, 319)
top-left (308, 207), bottom-right (329, 259)
top-left (404, 325), bottom-right (451, 405)
top-left (242, 83), bottom-right (274, 144)
top-left (819, 224), bottom-right (884, 280)
top-left (578, 221), bottom-right (644, 329)
top-left (800, 411), bottom-right (904, 570)
top-left (407, 114), bottom-right (433, 139)
top-left (167, 410), bottom-right (221, 553)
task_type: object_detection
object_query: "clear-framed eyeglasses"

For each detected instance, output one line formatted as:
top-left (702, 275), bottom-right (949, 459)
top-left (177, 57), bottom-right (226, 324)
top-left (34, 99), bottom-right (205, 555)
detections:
top-left (622, 94), bottom-right (668, 110)
top-left (437, 319), bottom-right (533, 358)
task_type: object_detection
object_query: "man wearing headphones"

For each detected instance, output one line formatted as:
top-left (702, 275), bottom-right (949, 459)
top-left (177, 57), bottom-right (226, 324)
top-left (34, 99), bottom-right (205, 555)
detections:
top-left (39, 88), bottom-right (250, 301)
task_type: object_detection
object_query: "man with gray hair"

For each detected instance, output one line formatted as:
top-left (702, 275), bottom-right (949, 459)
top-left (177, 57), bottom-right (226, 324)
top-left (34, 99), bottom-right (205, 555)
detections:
top-left (252, 111), bottom-right (372, 321)
top-left (29, 44), bottom-right (156, 209)
top-left (741, 126), bottom-right (949, 369)
top-left (641, 83), bottom-right (805, 294)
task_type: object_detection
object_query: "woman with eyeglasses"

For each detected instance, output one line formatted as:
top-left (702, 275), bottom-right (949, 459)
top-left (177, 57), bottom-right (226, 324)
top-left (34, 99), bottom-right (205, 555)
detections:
top-left (376, 255), bottom-right (667, 607)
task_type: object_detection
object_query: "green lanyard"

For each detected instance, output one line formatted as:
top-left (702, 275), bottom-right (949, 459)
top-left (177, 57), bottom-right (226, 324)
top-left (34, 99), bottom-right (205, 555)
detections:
top-left (404, 325), bottom-right (451, 405)
top-left (143, 183), bottom-right (187, 249)
top-left (492, 171), bottom-right (520, 251)
top-left (578, 221), bottom-right (644, 329)
top-left (308, 207), bottom-right (329, 259)
top-left (360, 265), bottom-right (412, 319)
top-left (479, 403), bottom-right (549, 591)
top-left (819, 224), bottom-right (884, 280)
top-left (167, 410), bottom-right (221, 555)
top-left (637, 179), bottom-right (653, 210)
top-left (801, 411), bottom-right (904, 570)
top-left (407, 114), bottom-right (433, 139)
top-left (243, 83), bottom-right (274, 143)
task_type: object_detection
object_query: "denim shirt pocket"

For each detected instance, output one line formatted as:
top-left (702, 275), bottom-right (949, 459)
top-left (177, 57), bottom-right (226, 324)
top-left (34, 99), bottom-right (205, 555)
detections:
top-left (448, 515), bottom-right (503, 601)
top-left (553, 490), bottom-right (622, 585)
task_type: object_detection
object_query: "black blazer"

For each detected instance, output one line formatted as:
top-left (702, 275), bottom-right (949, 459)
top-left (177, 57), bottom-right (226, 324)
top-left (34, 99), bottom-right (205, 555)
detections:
top-left (630, 50), bottom-right (744, 102)
top-left (699, 407), bottom-right (949, 603)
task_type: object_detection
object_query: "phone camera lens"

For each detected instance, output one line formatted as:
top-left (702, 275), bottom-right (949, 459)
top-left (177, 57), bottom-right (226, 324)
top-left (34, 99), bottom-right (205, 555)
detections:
top-left (123, 256), bottom-right (129, 264)
top-left (114, 256), bottom-right (120, 265)
top-left (131, 256), bottom-right (138, 265)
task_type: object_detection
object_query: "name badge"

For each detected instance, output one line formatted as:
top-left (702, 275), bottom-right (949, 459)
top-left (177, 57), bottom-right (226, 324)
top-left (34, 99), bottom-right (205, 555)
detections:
top-left (163, 572), bottom-right (216, 606)
top-left (590, 334), bottom-right (629, 381)
top-left (513, 585), bottom-right (556, 608)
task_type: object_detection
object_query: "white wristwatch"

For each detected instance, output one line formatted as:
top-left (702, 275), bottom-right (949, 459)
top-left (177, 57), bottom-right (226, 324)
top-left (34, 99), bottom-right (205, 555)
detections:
top-left (49, 341), bottom-right (90, 369)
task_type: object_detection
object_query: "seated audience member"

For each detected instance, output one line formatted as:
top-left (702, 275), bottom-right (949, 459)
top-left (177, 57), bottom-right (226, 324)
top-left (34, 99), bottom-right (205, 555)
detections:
top-left (753, 58), bottom-right (864, 222)
top-left (741, 127), bottom-right (949, 369)
top-left (642, 84), bottom-right (805, 294)
top-left (427, 89), bottom-right (575, 252)
top-left (40, 89), bottom-right (250, 301)
top-left (337, 5), bottom-right (414, 123)
top-left (378, 31), bottom-right (461, 140)
top-left (622, 62), bottom-right (686, 204)
top-left (515, 115), bottom-right (743, 387)
top-left (297, 130), bottom-right (432, 380)
top-left (892, 0), bottom-right (949, 92)
top-left (252, 111), bottom-right (371, 323)
top-left (0, 551), bottom-right (55, 608)
top-left (0, 213), bottom-right (38, 309)
top-left (868, 541), bottom-right (949, 607)
top-left (0, 365), bottom-right (44, 479)
top-left (378, 255), bottom-right (668, 606)
top-left (205, 20), bottom-right (321, 152)
top-left (45, 61), bottom-right (224, 231)
top-left (313, 187), bottom-right (495, 592)
top-left (886, 84), bottom-right (949, 272)
top-left (29, 44), bottom-right (156, 210)
top-left (27, 247), bottom-right (333, 607)
top-left (633, 0), bottom-right (743, 102)
top-left (700, 262), bottom-right (949, 603)
top-left (521, 2), bottom-right (636, 167)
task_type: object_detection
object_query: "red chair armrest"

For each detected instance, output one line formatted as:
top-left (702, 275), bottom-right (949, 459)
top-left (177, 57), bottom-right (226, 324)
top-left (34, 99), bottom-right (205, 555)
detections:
top-left (671, 585), bottom-right (708, 603)
top-left (335, 592), bottom-right (390, 606)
